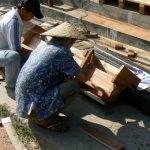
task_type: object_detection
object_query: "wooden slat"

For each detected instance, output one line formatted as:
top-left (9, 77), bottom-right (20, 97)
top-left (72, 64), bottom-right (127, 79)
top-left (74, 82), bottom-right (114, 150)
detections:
top-left (81, 124), bottom-right (124, 150)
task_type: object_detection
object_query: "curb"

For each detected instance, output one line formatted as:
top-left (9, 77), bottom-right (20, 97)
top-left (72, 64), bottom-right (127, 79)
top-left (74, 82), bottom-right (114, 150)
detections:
top-left (2, 117), bottom-right (27, 150)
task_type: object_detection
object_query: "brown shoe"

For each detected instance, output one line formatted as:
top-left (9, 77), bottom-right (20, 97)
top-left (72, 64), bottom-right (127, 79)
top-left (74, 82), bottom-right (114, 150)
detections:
top-left (0, 67), bottom-right (5, 81)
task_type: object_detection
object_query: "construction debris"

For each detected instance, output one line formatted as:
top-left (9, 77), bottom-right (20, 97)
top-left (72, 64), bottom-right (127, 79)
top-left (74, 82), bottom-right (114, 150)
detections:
top-left (81, 124), bottom-right (124, 150)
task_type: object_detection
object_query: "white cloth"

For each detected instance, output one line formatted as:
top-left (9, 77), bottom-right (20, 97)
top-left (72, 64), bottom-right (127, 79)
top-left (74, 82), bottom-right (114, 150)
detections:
top-left (0, 8), bottom-right (23, 51)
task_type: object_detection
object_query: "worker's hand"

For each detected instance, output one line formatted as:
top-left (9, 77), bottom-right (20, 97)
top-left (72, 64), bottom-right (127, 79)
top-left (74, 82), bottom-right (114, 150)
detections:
top-left (82, 62), bottom-right (95, 80)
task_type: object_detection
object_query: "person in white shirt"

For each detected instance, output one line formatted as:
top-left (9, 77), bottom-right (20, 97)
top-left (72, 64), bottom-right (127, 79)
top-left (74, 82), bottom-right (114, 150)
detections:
top-left (0, 0), bottom-right (43, 88)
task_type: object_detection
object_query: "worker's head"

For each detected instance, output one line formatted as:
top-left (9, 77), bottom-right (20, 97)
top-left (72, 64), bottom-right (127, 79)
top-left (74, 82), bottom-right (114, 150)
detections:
top-left (41, 22), bottom-right (86, 48)
top-left (17, 0), bottom-right (43, 21)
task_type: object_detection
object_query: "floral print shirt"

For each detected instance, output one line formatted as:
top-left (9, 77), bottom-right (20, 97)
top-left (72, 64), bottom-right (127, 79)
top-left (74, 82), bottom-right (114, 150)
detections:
top-left (15, 41), bottom-right (81, 120)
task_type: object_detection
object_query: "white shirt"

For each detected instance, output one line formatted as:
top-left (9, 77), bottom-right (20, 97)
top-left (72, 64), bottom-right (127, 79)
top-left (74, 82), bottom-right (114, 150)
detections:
top-left (0, 8), bottom-right (23, 51)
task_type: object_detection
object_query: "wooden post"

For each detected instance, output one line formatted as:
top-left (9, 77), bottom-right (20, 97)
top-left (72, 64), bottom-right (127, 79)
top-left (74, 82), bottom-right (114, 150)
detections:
top-left (48, 0), bottom-right (53, 7)
top-left (139, 4), bottom-right (145, 15)
top-left (119, 0), bottom-right (126, 8)
top-left (99, 0), bottom-right (106, 4)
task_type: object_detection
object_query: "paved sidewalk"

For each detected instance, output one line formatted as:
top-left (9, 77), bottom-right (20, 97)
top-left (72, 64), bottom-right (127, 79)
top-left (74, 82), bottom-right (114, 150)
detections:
top-left (0, 81), bottom-right (150, 150)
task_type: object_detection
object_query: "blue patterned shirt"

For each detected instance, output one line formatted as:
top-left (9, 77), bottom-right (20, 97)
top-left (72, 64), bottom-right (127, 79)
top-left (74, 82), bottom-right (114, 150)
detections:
top-left (15, 41), bottom-right (81, 120)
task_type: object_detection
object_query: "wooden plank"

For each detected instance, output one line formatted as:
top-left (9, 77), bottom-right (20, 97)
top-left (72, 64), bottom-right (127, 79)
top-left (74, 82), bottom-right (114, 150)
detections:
top-left (112, 65), bottom-right (141, 89)
top-left (80, 50), bottom-right (94, 69)
top-left (81, 124), bottom-right (124, 150)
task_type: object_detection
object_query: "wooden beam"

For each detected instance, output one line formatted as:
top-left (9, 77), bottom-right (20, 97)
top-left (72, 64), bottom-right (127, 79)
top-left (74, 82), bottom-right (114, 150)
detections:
top-left (48, 0), bottom-right (53, 7)
top-left (81, 124), bottom-right (124, 150)
top-left (139, 4), bottom-right (146, 14)
top-left (119, 0), bottom-right (126, 8)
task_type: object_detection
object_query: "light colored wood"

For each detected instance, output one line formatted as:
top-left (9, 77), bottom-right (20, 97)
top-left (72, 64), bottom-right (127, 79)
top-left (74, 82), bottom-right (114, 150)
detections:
top-left (80, 50), bottom-right (94, 69)
top-left (81, 124), bottom-right (124, 150)
top-left (127, 0), bottom-right (150, 6)
top-left (85, 12), bottom-right (150, 43)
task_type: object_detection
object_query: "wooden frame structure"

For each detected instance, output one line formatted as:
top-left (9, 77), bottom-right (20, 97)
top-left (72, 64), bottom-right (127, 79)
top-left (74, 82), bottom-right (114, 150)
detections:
top-left (99, 0), bottom-right (150, 15)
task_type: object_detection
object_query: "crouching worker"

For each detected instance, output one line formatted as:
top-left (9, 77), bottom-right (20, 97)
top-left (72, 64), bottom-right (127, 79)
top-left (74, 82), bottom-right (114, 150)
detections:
top-left (0, 0), bottom-right (43, 88)
top-left (15, 22), bottom-right (94, 132)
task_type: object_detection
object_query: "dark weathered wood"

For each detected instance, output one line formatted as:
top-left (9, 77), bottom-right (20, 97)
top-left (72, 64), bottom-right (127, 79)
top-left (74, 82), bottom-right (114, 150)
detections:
top-left (112, 65), bottom-right (141, 89)
top-left (119, 0), bottom-right (126, 8)
top-left (81, 124), bottom-right (124, 150)
top-left (48, 0), bottom-right (53, 7)
top-left (99, 0), bottom-right (106, 4)
top-left (139, 4), bottom-right (146, 14)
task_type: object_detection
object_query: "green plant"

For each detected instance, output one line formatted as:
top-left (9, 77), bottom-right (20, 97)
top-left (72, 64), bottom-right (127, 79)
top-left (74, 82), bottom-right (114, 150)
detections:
top-left (11, 115), bottom-right (38, 150)
top-left (0, 104), bottom-right (10, 119)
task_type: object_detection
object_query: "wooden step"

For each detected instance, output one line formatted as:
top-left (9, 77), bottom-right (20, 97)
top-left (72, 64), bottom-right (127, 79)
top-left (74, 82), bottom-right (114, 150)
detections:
top-left (85, 11), bottom-right (150, 43)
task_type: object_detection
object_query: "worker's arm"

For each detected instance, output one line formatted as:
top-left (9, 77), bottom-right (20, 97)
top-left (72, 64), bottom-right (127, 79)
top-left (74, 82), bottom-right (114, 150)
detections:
top-left (31, 25), bottom-right (45, 34)
top-left (74, 63), bottom-right (95, 83)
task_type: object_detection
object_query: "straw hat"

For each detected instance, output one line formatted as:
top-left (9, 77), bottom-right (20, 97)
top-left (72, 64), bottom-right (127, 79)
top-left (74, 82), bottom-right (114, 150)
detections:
top-left (41, 22), bottom-right (86, 40)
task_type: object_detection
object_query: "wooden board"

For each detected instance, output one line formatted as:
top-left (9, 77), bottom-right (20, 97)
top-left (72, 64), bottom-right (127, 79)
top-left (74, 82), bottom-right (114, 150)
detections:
top-left (112, 65), bottom-right (141, 89)
top-left (81, 124), bottom-right (124, 150)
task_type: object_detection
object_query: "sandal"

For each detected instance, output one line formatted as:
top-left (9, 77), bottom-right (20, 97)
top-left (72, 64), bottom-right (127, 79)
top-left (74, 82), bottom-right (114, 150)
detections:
top-left (38, 121), bottom-right (69, 132)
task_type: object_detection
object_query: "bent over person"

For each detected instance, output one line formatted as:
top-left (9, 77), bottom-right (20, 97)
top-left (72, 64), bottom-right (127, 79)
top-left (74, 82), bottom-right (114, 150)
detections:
top-left (15, 22), bottom-right (94, 132)
top-left (0, 0), bottom-right (43, 88)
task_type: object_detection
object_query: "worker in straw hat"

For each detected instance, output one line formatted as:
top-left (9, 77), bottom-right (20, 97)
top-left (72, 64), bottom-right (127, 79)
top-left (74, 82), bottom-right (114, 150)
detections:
top-left (15, 22), bottom-right (94, 132)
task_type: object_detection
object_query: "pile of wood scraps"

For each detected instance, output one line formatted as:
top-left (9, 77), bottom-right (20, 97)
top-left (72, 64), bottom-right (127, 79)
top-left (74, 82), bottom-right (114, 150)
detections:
top-left (90, 36), bottom-right (150, 71)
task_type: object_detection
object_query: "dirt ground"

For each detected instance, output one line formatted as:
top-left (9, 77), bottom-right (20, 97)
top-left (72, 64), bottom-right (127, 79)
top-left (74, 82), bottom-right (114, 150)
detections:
top-left (0, 126), bottom-right (15, 150)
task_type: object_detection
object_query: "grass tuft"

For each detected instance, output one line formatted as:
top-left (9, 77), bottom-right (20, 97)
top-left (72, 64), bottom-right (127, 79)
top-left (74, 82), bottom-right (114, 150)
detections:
top-left (0, 104), bottom-right (10, 119)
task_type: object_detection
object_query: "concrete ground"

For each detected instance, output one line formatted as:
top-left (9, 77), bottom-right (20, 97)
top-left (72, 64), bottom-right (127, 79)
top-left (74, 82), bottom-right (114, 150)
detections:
top-left (0, 81), bottom-right (150, 150)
